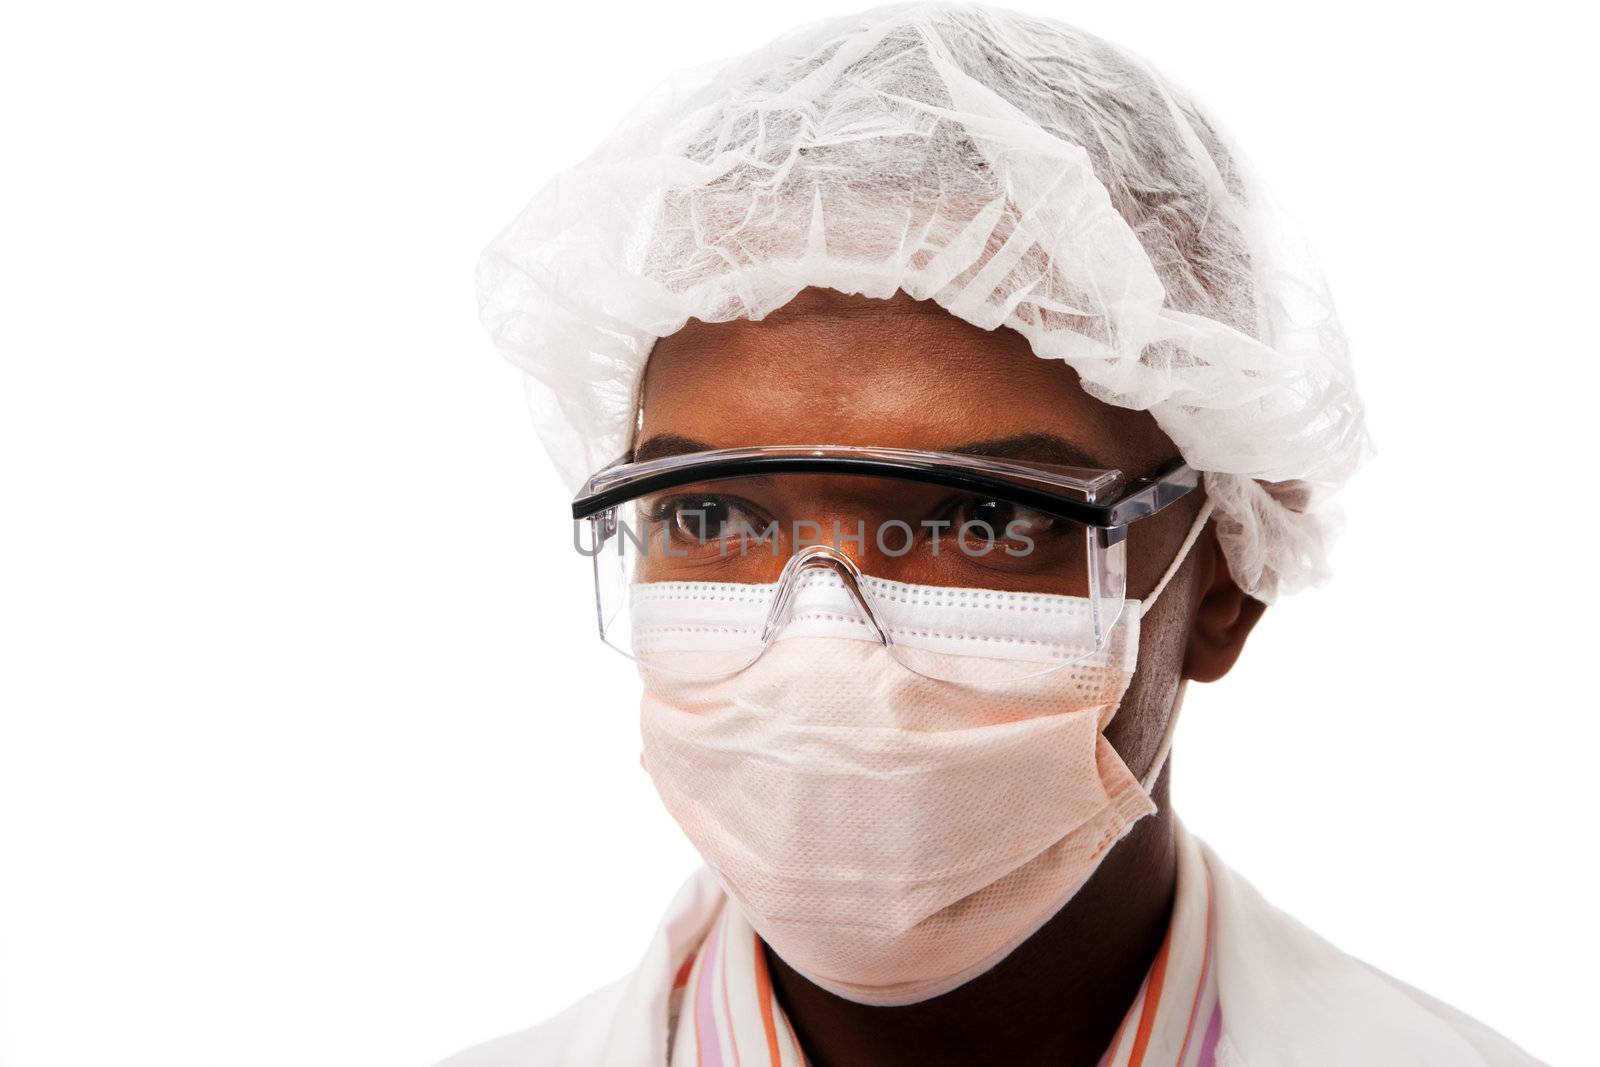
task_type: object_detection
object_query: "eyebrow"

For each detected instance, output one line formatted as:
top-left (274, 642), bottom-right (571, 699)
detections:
top-left (632, 432), bottom-right (717, 463)
top-left (631, 431), bottom-right (1114, 470)
top-left (940, 433), bottom-right (1114, 471)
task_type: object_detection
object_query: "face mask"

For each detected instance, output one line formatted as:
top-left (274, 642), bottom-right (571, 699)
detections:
top-left (635, 503), bottom-right (1211, 1007)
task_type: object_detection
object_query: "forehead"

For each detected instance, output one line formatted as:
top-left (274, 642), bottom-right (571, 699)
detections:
top-left (639, 288), bottom-right (1175, 475)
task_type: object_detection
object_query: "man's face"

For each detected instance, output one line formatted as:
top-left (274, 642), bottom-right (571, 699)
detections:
top-left (636, 286), bottom-right (1257, 784)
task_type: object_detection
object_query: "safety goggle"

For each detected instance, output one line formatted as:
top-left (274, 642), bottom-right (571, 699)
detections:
top-left (572, 445), bottom-right (1200, 682)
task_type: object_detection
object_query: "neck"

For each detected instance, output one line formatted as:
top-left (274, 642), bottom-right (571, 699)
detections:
top-left (763, 791), bottom-right (1177, 1067)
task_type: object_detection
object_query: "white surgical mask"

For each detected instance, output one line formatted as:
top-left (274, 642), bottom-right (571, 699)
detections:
top-left (636, 501), bottom-right (1212, 1006)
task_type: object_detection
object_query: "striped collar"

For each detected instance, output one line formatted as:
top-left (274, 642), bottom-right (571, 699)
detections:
top-left (667, 824), bottom-right (1218, 1067)
top-left (666, 889), bottom-right (807, 1066)
top-left (1098, 823), bottom-right (1221, 1067)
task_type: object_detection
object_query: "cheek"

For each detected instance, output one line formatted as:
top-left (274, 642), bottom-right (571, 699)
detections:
top-left (1101, 591), bottom-right (1190, 771)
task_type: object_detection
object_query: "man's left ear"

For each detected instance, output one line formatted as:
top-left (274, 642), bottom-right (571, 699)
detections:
top-left (1182, 530), bottom-right (1268, 683)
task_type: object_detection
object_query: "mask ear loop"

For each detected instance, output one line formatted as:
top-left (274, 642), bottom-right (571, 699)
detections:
top-left (1137, 497), bottom-right (1216, 621)
top-left (1142, 678), bottom-right (1188, 792)
top-left (1133, 495), bottom-right (1214, 792)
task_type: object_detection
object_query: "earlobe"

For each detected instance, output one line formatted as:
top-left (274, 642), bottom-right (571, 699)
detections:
top-left (1182, 534), bottom-right (1268, 683)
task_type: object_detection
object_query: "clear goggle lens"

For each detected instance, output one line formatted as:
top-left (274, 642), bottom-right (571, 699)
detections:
top-left (578, 471), bottom-right (1130, 682)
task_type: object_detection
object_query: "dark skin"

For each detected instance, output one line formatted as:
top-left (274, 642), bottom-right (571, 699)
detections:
top-left (637, 287), bottom-right (1266, 1067)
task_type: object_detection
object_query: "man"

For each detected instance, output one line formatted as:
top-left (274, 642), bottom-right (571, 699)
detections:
top-left (440, 4), bottom-right (1544, 1064)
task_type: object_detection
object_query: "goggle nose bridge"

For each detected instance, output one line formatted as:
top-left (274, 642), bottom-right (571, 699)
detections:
top-left (759, 544), bottom-right (894, 649)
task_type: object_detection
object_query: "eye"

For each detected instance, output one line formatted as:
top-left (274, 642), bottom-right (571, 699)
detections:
top-left (949, 497), bottom-right (1058, 549)
top-left (646, 494), bottom-right (771, 545)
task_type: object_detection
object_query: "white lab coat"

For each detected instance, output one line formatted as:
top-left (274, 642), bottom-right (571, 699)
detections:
top-left (434, 831), bottom-right (1544, 1066)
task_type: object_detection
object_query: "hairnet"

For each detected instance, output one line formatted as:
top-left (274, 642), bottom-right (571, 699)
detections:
top-left (475, 0), bottom-right (1371, 601)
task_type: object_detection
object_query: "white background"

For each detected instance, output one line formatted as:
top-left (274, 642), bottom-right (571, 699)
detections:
top-left (2, 2), bottom-right (1594, 1065)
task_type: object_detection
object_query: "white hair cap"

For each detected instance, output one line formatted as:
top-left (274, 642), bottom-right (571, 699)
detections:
top-left (476, 0), bottom-right (1372, 602)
